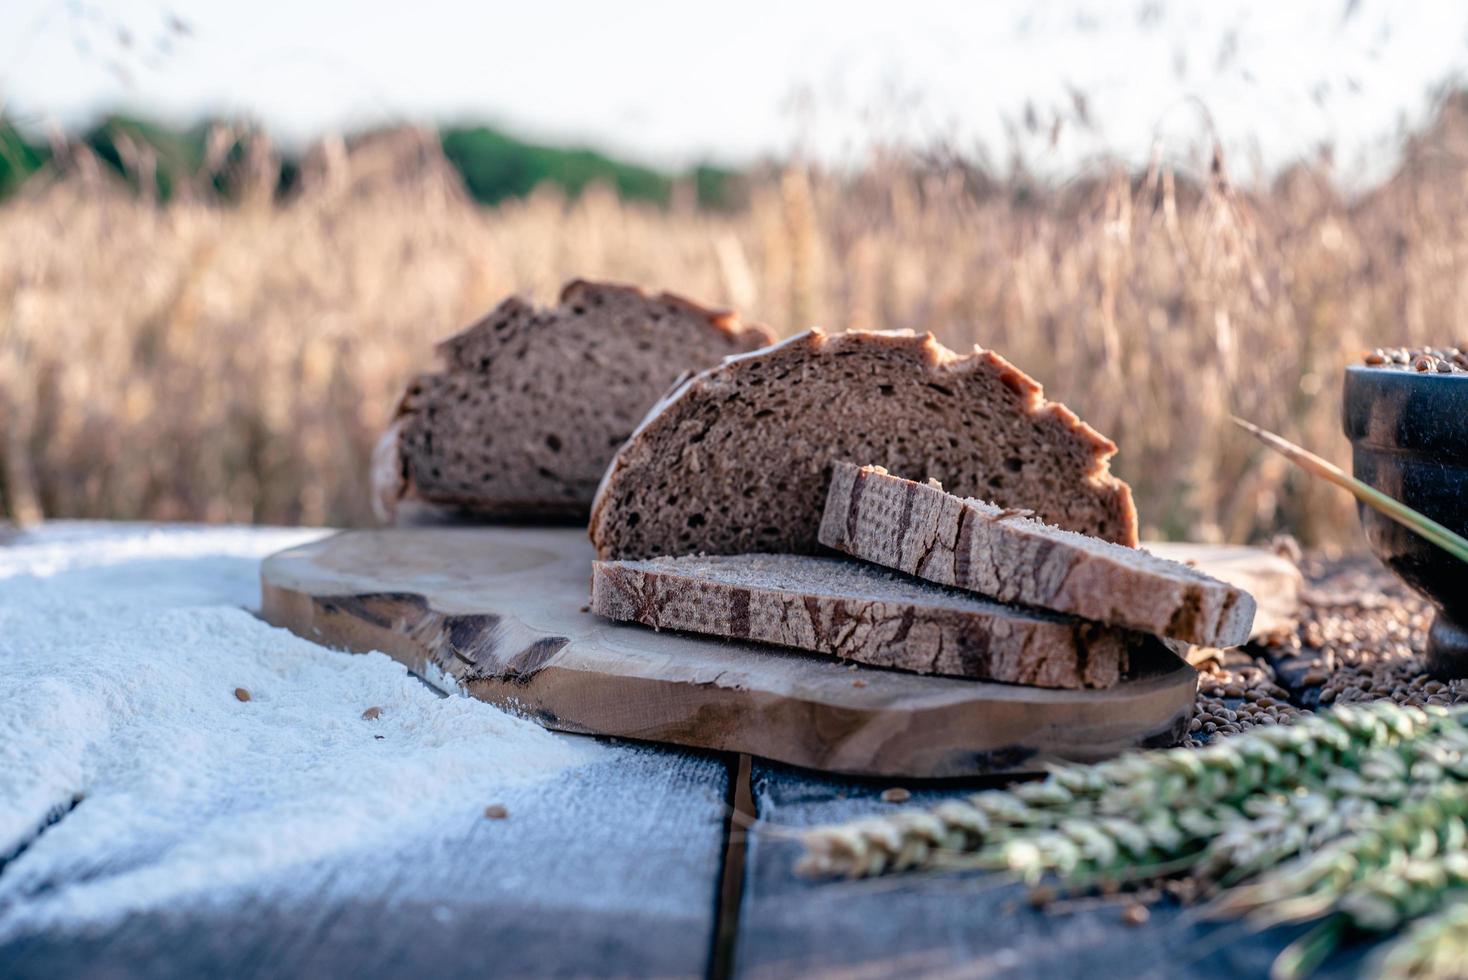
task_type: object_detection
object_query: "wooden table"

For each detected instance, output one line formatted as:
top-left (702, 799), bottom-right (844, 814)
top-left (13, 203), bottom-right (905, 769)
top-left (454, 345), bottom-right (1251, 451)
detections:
top-left (0, 524), bottom-right (1371, 979)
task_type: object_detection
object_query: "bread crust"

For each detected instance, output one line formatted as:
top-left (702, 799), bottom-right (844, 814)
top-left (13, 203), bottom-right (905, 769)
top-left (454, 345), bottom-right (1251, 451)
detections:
top-left (374, 280), bottom-right (774, 524)
top-left (820, 463), bottom-right (1254, 646)
top-left (590, 329), bottom-right (1139, 558)
top-left (590, 553), bottom-right (1134, 689)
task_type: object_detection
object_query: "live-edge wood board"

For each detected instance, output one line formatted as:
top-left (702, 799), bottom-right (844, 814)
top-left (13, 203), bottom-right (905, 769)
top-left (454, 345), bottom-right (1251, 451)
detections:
top-left (260, 527), bottom-right (1199, 778)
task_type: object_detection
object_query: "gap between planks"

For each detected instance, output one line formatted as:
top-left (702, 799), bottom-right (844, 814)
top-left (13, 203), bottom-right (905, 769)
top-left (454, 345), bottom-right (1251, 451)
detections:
top-left (710, 753), bottom-right (755, 980)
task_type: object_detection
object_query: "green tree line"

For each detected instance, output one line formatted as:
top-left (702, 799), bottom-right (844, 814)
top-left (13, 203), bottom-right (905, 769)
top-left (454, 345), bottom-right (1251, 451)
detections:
top-left (0, 115), bottom-right (737, 207)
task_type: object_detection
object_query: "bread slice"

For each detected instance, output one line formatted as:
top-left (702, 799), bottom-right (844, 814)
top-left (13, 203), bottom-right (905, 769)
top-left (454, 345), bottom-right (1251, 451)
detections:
top-left (589, 329), bottom-right (1137, 559)
top-left (373, 280), bottom-right (775, 522)
top-left (590, 553), bottom-right (1142, 689)
top-left (820, 463), bottom-right (1257, 647)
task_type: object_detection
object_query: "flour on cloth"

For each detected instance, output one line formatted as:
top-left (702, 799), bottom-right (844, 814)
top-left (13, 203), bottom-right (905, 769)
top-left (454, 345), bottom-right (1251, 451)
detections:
top-left (0, 522), bottom-right (600, 935)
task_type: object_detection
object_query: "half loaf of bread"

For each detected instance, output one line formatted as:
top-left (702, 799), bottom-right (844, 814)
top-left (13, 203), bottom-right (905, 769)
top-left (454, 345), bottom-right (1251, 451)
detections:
top-left (374, 280), bottom-right (774, 522)
top-left (590, 329), bottom-right (1137, 558)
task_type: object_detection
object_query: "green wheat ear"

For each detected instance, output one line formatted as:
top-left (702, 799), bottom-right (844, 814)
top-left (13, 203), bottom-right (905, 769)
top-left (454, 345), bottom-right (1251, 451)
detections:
top-left (1230, 416), bottom-right (1468, 566)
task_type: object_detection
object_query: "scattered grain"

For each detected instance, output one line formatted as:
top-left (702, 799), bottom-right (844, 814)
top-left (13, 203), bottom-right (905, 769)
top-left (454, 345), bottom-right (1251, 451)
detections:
top-left (1185, 555), bottom-right (1450, 746)
top-left (1363, 346), bottom-right (1468, 374)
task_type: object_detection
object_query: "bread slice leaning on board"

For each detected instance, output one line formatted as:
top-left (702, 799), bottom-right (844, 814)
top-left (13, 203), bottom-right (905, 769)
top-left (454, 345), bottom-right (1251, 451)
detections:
top-left (373, 280), bottom-right (774, 523)
top-left (820, 463), bottom-right (1257, 648)
top-left (589, 553), bottom-right (1157, 689)
top-left (588, 329), bottom-right (1138, 561)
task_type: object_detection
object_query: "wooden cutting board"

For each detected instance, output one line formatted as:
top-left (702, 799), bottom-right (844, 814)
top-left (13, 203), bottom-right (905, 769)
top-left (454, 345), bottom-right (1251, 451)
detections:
top-left (260, 527), bottom-right (1208, 778)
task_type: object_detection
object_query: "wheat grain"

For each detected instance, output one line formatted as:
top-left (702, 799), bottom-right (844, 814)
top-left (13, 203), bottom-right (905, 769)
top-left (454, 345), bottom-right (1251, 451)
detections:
top-left (801, 705), bottom-right (1468, 978)
top-left (1212, 782), bottom-right (1468, 943)
top-left (799, 703), bottom-right (1450, 878)
top-left (1375, 898), bottom-right (1468, 979)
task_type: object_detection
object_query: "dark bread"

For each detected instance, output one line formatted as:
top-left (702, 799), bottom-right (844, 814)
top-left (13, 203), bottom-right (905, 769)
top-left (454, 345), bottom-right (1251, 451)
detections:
top-left (589, 329), bottom-right (1137, 558)
top-left (820, 463), bottom-right (1256, 646)
top-left (373, 280), bottom-right (774, 522)
top-left (590, 553), bottom-right (1139, 689)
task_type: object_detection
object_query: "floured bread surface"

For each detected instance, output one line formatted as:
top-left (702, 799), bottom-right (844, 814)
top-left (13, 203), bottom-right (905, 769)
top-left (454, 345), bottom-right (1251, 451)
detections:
top-left (375, 280), bottom-right (774, 522)
top-left (821, 463), bottom-right (1256, 646)
top-left (589, 329), bottom-right (1137, 558)
top-left (590, 553), bottom-right (1138, 689)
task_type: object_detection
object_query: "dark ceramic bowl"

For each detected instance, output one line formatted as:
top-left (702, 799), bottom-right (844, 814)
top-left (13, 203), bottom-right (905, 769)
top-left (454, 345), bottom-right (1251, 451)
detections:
top-left (1343, 366), bottom-right (1468, 677)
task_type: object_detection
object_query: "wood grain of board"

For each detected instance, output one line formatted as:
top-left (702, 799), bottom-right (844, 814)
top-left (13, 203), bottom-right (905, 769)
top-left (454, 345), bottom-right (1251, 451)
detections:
top-left (733, 762), bottom-right (1370, 980)
top-left (260, 527), bottom-right (1200, 778)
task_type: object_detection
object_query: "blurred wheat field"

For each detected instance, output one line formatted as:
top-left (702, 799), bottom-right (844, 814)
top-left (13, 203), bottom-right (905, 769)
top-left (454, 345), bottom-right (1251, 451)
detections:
top-left (4, 109), bottom-right (1468, 547)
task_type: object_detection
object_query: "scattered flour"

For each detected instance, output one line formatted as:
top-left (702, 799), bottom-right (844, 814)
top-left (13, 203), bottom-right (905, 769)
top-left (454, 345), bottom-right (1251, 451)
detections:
top-left (0, 522), bottom-right (601, 936)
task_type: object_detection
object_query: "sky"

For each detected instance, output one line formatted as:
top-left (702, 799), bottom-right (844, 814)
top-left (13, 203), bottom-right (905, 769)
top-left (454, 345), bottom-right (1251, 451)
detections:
top-left (4, 0), bottom-right (1468, 184)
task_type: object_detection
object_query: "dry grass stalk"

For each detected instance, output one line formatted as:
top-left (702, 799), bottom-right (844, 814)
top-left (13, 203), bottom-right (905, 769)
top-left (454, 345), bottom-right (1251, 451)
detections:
top-left (1231, 417), bottom-right (1468, 565)
top-left (6, 103), bottom-right (1468, 538)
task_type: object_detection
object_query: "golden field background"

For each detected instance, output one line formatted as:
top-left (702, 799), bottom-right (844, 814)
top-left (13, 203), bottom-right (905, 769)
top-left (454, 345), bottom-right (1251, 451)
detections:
top-left (4, 101), bottom-right (1468, 547)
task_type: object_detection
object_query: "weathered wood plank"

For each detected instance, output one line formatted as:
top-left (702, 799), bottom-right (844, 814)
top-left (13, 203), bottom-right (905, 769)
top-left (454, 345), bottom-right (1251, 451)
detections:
top-left (1, 743), bottom-right (731, 980)
top-left (733, 762), bottom-right (1371, 980)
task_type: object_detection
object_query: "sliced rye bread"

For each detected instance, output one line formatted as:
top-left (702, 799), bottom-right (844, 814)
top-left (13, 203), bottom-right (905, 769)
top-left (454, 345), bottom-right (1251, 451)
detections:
top-left (820, 463), bottom-right (1257, 647)
top-left (589, 329), bottom-right (1137, 559)
top-left (590, 553), bottom-right (1143, 689)
top-left (373, 280), bottom-right (775, 523)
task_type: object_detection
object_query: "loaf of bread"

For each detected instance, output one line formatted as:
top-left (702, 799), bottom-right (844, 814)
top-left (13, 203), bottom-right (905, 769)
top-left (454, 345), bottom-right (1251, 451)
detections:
top-left (820, 463), bottom-right (1256, 646)
top-left (589, 329), bottom-right (1137, 559)
top-left (373, 280), bottom-right (774, 523)
top-left (590, 553), bottom-right (1143, 689)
